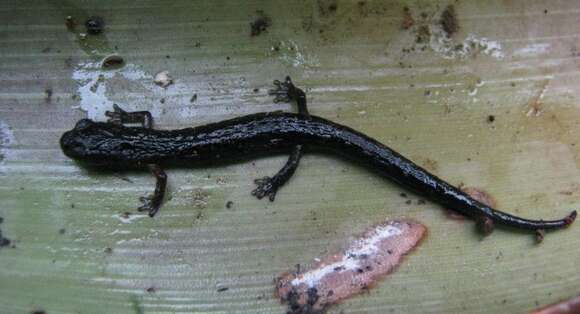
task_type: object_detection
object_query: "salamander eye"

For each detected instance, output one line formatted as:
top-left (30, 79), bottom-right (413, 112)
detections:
top-left (75, 119), bottom-right (94, 130)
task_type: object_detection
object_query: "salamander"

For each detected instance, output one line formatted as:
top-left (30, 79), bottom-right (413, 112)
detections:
top-left (60, 77), bottom-right (576, 236)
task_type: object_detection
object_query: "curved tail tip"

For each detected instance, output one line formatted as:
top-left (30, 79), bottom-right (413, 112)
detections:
top-left (565, 210), bottom-right (577, 226)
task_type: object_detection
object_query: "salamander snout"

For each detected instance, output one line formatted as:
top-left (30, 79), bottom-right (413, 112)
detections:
top-left (60, 129), bottom-right (84, 160)
top-left (60, 119), bottom-right (96, 160)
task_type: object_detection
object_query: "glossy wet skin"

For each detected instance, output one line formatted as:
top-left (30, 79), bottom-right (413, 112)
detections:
top-left (60, 119), bottom-right (111, 164)
top-left (60, 118), bottom-right (142, 165)
top-left (60, 111), bottom-right (576, 232)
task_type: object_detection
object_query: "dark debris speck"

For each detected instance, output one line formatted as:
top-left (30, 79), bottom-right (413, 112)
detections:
top-left (440, 5), bottom-right (459, 37)
top-left (85, 16), bottom-right (105, 35)
top-left (250, 11), bottom-right (272, 37)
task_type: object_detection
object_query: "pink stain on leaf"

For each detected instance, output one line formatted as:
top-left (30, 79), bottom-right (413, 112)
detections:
top-left (276, 220), bottom-right (426, 313)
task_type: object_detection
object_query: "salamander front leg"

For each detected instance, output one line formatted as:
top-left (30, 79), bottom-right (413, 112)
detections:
top-left (105, 104), bottom-right (153, 129)
top-left (138, 164), bottom-right (167, 217)
top-left (252, 145), bottom-right (303, 201)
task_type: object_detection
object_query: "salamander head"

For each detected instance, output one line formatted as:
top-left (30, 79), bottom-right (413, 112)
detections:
top-left (60, 119), bottom-right (134, 165)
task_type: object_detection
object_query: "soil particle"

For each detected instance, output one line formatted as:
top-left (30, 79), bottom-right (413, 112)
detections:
top-left (44, 88), bottom-right (53, 103)
top-left (416, 25), bottom-right (431, 43)
top-left (477, 216), bottom-right (495, 235)
top-left (318, 0), bottom-right (339, 17)
top-left (0, 217), bottom-right (11, 248)
top-left (65, 16), bottom-right (76, 30)
top-left (440, 5), bottom-right (459, 37)
top-left (250, 11), bottom-right (272, 37)
top-left (85, 16), bottom-right (105, 35)
top-left (154, 71), bottom-right (174, 88)
top-left (402, 7), bottom-right (415, 29)
top-left (101, 55), bottom-right (125, 69)
top-left (535, 229), bottom-right (545, 244)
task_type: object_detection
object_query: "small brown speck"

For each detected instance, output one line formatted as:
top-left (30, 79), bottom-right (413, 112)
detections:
top-left (477, 216), bottom-right (494, 235)
top-left (250, 11), bottom-right (272, 37)
top-left (487, 115), bottom-right (495, 123)
top-left (416, 25), bottom-right (430, 43)
top-left (65, 16), bottom-right (76, 30)
top-left (535, 229), bottom-right (545, 244)
top-left (104, 247), bottom-right (113, 254)
top-left (146, 287), bottom-right (156, 293)
top-left (328, 3), bottom-right (337, 12)
top-left (440, 5), bottom-right (459, 37)
top-left (402, 7), bottom-right (415, 30)
top-left (101, 55), bottom-right (125, 69)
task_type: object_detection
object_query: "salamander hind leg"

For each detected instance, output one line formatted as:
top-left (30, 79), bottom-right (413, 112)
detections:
top-left (138, 164), bottom-right (167, 217)
top-left (105, 104), bottom-right (154, 129)
top-left (252, 145), bottom-right (303, 201)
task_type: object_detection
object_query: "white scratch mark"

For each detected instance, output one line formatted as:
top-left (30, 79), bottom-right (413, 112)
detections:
top-left (290, 224), bottom-right (402, 287)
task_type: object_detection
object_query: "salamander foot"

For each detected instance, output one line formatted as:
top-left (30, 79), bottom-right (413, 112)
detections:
top-left (105, 104), bottom-right (153, 129)
top-left (269, 77), bottom-right (295, 103)
top-left (105, 104), bottom-right (126, 125)
top-left (252, 176), bottom-right (279, 201)
top-left (138, 195), bottom-right (160, 217)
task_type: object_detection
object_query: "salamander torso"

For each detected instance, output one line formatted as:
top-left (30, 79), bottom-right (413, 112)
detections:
top-left (60, 77), bottom-right (576, 236)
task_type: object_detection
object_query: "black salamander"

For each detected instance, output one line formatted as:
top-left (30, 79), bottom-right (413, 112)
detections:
top-left (60, 77), bottom-right (576, 236)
